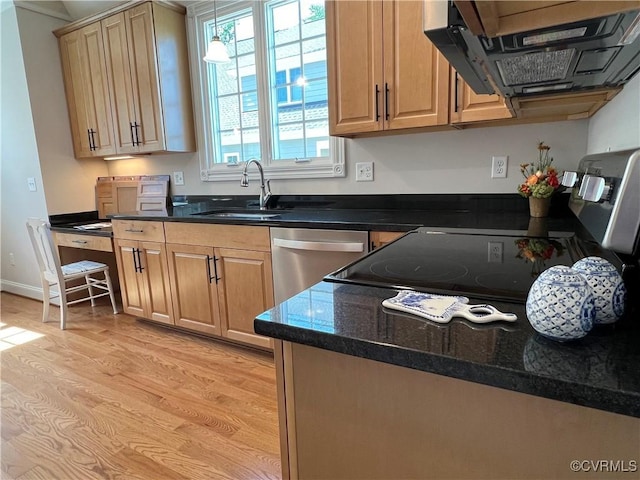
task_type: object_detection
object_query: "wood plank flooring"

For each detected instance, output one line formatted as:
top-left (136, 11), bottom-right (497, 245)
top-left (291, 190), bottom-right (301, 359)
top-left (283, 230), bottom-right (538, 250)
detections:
top-left (0, 293), bottom-right (281, 480)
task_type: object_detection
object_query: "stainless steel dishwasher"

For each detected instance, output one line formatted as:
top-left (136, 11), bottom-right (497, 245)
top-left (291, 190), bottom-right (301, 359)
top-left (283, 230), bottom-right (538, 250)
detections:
top-left (271, 227), bottom-right (369, 303)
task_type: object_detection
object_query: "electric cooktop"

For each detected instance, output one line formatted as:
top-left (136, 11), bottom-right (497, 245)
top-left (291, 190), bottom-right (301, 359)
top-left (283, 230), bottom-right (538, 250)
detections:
top-left (325, 228), bottom-right (584, 303)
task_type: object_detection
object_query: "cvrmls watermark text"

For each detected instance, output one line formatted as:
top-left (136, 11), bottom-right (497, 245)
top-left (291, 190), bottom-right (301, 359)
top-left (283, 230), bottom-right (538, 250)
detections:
top-left (570, 460), bottom-right (637, 473)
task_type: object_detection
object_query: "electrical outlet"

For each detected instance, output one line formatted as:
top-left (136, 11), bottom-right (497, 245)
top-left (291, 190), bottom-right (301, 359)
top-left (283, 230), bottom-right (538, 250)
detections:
top-left (355, 162), bottom-right (374, 182)
top-left (9, 253), bottom-right (15, 266)
top-left (27, 177), bottom-right (37, 191)
top-left (488, 242), bottom-right (503, 263)
top-left (491, 156), bottom-right (508, 178)
top-left (173, 171), bottom-right (185, 186)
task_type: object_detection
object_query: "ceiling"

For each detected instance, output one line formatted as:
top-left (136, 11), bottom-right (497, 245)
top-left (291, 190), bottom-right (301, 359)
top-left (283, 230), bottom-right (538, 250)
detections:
top-left (21, 1), bottom-right (194, 21)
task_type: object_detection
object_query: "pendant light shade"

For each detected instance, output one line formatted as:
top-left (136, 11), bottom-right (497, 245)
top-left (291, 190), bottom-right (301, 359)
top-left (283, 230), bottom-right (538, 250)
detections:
top-left (203, 36), bottom-right (230, 64)
top-left (203, 0), bottom-right (229, 64)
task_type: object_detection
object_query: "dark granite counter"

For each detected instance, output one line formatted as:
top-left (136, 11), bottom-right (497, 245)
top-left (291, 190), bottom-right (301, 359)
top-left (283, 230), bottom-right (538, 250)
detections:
top-left (49, 211), bottom-right (112, 237)
top-left (255, 281), bottom-right (640, 418)
top-left (110, 193), bottom-right (580, 234)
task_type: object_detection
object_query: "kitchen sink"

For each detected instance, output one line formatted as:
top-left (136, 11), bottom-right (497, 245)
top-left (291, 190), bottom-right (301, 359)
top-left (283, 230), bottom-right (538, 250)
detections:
top-left (191, 209), bottom-right (281, 219)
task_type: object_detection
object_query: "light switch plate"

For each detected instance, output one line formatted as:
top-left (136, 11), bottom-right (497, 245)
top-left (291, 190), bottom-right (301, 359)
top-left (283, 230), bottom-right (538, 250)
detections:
top-left (173, 171), bottom-right (185, 186)
top-left (27, 177), bottom-right (37, 192)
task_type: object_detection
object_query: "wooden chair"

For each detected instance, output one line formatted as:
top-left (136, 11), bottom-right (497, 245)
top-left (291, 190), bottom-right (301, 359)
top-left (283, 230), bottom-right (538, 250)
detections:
top-left (26, 218), bottom-right (118, 329)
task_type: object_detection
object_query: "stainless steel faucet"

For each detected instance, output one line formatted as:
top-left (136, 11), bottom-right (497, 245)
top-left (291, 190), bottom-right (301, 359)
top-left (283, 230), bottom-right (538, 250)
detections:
top-left (241, 159), bottom-right (272, 210)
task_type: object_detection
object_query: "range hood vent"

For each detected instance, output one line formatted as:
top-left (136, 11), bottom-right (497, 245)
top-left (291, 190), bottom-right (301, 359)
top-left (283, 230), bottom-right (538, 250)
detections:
top-left (424, 1), bottom-right (640, 98)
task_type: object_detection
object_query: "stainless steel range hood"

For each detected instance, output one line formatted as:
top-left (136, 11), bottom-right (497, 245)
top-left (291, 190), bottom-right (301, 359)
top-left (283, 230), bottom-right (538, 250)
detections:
top-left (424, 1), bottom-right (640, 98)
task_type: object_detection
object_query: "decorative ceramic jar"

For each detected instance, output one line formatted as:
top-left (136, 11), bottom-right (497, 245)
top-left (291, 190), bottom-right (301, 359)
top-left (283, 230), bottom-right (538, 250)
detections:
top-left (526, 265), bottom-right (595, 341)
top-left (572, 256), bottom-right (626, 324)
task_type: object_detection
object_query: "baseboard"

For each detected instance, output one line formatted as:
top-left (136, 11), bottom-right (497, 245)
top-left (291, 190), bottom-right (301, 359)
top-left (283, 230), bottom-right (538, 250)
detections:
top-left (0, 280), bottom-right (61, 305)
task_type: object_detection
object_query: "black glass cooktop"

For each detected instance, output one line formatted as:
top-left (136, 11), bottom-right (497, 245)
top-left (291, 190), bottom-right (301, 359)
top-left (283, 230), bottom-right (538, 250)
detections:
top-left (325, 228), bottom-right (582, 303)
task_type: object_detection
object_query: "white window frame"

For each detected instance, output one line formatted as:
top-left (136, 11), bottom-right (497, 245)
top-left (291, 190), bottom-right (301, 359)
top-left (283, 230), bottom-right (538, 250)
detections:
top-left (187, 0), bottom-right (345, 182)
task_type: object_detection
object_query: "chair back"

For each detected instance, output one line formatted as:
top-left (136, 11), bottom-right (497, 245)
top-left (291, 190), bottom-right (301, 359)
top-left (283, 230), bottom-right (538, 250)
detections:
top-left (26, 218), bottom-right (63, 284)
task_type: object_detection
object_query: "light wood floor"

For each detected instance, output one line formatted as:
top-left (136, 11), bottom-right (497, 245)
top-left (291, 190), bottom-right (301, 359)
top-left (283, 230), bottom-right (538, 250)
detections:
top-left (0, 292), bottom-right (281, 480)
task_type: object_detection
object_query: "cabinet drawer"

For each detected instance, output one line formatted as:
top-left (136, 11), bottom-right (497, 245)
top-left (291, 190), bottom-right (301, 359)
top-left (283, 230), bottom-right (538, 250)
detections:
top-left (53, 232), bottom-right (113, 252)
top-left (112, 220), bottom-right (165, 242)
top-left (164, 222), bottom-right (270, 251)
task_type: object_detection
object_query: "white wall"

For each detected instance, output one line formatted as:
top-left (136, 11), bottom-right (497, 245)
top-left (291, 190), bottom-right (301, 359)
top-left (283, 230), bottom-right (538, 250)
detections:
top-left (0, 4), bottom-right (49, 298)
top-left (107, 120), bottom-right (589, 196)
top-left (586, 74), bottom-right (640, 154)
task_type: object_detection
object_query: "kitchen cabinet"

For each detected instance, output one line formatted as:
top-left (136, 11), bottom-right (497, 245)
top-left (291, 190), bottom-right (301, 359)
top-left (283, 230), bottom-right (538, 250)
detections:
top-left (370, 231), bottom-right (405, 250)
top-left (458, 1), bottom-right (640, 37)
top-left (164, 222), bottom-right (274, 350)
top-left (55, 1), bottom-right (195, 158)
top-left (58, 22), bottom-right (116, 158)
top-left (112, 220), bottom-right (173, 325)
top-left (450, 70), bottom-right (513, 124)
top-left (327, 0), bottom-right (449, 136)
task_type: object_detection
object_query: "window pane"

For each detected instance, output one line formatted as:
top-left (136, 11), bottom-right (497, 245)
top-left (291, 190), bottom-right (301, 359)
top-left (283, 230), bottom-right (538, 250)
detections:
top-left (272, 2), bottom-right (300, 45)
top-left (205, 8), bottom-right (260, 165)
top-left (301, 0), bottom-right (325, 39)
top-left (241, 128), bottom-right (261, 160)
top-left (267, 0), bottom-right (328, 162)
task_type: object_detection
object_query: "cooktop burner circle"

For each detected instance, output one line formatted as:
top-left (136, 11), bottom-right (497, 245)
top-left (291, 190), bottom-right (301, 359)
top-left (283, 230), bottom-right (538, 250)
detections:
top-left (369, 257), bottom-right (469, 283)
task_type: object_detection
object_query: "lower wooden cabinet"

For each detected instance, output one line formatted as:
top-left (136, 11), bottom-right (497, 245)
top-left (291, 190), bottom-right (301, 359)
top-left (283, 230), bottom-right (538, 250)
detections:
top-left (165, 243), bottom-right (220, 336)
top-left (112, 220), bottom-right (277, 350)
top-left (217, 248), bottom-right (274, 350)
top-left (114, 238), bottom-right (173, 325)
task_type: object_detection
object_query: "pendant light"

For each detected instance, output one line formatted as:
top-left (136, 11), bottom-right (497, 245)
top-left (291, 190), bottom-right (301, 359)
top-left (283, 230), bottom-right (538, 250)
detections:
top-left (203, 0), bottom-right (230, 64)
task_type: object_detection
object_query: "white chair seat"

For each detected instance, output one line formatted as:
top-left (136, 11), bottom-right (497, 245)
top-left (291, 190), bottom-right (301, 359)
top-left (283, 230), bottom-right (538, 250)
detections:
top-left (26, 218), bottom-right (119, 329)
top-left (62, 260), bottom-right (111, 276)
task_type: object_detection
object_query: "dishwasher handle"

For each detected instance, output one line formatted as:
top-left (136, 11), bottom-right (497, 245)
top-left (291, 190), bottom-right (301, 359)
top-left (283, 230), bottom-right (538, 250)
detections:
top-left (273, 237), bottom-right (365, 253)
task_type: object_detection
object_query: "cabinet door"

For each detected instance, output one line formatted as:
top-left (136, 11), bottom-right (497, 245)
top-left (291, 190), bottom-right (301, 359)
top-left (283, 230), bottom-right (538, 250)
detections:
top-left (124, 3), bottom-right (165, 153)
top-left (139, 241), bottom-right (173, 325)
top-left (59, 24), bottom-right (115, 158)
top-left (166, 243), bottom-right (220, 336)
top-left (383, 0), bottom-right (449, 129)
top-left (102, 12), bottom-right (138, 153)
top-left (113, 239), bottom-right (146, 317)
top-left (450, 70), bottom-right (513, 124)
top-left (327, 0), bottom-right (384, 135)
top-left (216, 248), bottom-right (274, 350)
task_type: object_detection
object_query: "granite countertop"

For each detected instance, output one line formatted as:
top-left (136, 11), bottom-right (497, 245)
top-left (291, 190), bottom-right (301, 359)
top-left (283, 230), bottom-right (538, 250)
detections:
top-left (108, 193), bottom-right (580, 234)
top-left (255, 281), bottom-right (640, 418)
top-left (49, 211), bottom-right (112, 237)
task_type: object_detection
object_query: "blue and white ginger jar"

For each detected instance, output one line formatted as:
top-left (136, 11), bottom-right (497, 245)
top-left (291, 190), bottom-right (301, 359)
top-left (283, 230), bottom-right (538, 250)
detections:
top-left (526, 265), bottom-right (595, 341)
top-left (572, 256), bottom-right (626, 324)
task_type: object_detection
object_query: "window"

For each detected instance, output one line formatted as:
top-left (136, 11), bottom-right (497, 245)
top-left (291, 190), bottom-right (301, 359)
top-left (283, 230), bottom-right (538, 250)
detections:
top-left (188, 0), bottom-right (344, 181)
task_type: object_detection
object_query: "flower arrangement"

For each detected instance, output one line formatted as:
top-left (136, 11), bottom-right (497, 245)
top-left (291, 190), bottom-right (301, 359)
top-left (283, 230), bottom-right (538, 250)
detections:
top-left (515, 238), bottom-right (565, 276)
top-left (518, 142), bottom-right (561, 198)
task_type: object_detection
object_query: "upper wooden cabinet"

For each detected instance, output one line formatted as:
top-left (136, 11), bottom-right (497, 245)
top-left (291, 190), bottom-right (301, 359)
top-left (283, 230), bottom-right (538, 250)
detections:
top-left (58, 23), bottom-right (116, 158)
top-left (327, 0), bottom-right (450, 136)
top-left (459, 1), bottom-right (640, 38)
top-left (450, 70), bottom-right (513, 124)
top-left (55, 1), bottom-right (195, 158)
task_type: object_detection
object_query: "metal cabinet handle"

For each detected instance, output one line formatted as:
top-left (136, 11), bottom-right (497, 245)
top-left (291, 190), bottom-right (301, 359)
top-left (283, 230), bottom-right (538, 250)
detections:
top-left (454, 72), bottom-right (460, 113)
top-left (206, 255), bottom-right (221, 283)
top-left (136, 248), bottom-right (144, 272)
top-left (132, 248), bottom-right (139, 273)
top-left (72, 240), bottom-right (88, 245)
top-left (213, 256), bottom-right (221, 283)
top-left (130, 122), bottom-right (136, 146)
top-left (273, 238), bottom-right (364, 253)
top-left (125, 228), bottom-right (144, 233)
top-left (133, 122), bottom-right (141, 146)
top-left (385, 83), bottom-right (390, 120)
top-left (375, 84), bottom-right (380, 121)
top-left (88, 129), bottom-right (96, 151)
